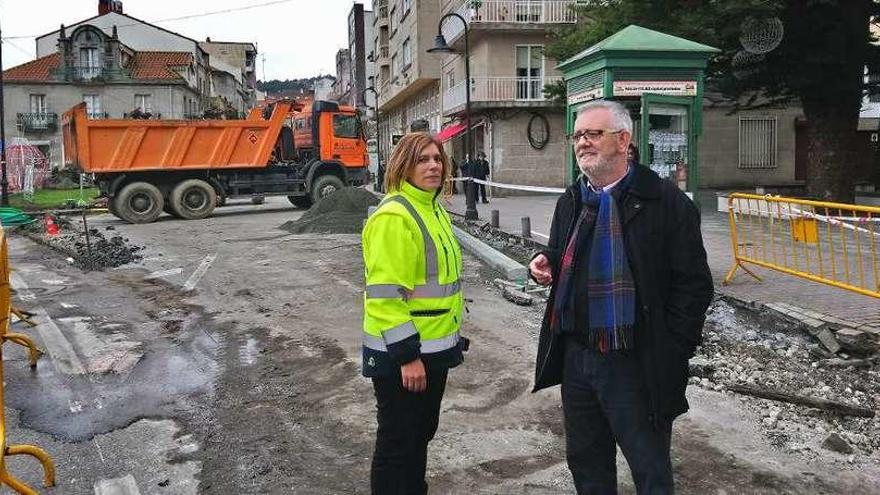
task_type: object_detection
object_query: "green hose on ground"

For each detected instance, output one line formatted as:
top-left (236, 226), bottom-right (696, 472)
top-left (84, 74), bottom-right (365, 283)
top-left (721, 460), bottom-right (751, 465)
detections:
top-left (0, 207), bottom-right (36, 227)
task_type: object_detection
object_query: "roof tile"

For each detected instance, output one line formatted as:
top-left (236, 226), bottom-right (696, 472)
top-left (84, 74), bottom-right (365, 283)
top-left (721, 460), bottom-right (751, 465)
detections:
top-left (129, 51), bottom-right (192, 80)
top-left (3, 53), bottom-right (61, 82)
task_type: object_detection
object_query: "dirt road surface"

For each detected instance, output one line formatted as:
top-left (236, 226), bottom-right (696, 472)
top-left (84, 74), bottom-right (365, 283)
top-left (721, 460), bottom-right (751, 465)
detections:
top-left (3, 197), bottom-right (878, 494)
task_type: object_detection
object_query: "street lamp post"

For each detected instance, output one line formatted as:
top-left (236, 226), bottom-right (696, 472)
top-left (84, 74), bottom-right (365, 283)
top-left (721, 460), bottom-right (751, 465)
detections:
top-left (362, 86), bottom-right (384, 193)
top-left (0, 26), bottom-right (9, 206)
top-left (428, 13), bottom-right (478, 221)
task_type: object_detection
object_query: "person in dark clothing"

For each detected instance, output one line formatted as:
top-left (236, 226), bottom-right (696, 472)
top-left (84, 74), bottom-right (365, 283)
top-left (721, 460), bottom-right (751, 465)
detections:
top-left (627, 143), bottom-right (640, 165)
top-left (450, 157), bottom-right (459, 194)
top-left (528, 100), bottom-right (713, 494)
top-left (473, 151), bottom-right (490, 203)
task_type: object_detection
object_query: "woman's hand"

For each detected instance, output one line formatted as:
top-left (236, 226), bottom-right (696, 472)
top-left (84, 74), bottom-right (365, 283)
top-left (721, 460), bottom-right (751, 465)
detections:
top-left (401, 358), bottom-right (427, 392)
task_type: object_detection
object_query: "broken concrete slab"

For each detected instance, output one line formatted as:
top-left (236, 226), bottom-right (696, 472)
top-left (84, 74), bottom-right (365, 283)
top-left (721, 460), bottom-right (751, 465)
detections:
top-left (807, 326), bottom-right (842, 354)
top-left (834, 327), bottom-right (880, 355)
top-left (502, 286), bottom-right (535, 306)
top-left (821, 432), bottom-right (855, 455)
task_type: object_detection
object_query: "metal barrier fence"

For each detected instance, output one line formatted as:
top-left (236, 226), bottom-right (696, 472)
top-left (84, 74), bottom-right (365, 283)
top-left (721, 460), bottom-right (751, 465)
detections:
top-left (723, 193), bottom-right (880, 299)
top-left (0, 227), bottom-right (56, 494)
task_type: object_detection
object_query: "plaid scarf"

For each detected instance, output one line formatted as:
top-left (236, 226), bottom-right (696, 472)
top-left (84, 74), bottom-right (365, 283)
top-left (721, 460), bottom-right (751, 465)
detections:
top-left (550, 177), bottom-right (636, 352)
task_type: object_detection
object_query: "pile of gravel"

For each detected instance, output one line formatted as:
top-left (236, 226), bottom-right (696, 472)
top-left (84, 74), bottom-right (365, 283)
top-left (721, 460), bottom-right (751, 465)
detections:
top-left (280, 187), bottom-right (379, 234)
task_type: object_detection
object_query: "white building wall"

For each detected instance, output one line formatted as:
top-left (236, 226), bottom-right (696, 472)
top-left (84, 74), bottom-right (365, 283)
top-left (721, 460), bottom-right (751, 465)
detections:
top-left (3, 82), bottom-right (197, 169)
top-left (37, 12), bottom-right (197, 58)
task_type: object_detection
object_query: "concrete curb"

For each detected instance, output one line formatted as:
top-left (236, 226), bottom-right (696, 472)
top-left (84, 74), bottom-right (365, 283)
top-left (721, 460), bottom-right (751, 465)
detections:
top-left (452, 225), bottom-right (528, 281)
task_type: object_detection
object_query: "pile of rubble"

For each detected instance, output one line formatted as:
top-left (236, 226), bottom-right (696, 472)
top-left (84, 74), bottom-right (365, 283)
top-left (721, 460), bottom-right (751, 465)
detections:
top-left (692, 298), bottom-right (880, 461)
top-left (18, 215), bottom-right (143, 269)
top-left (281, 188), bottom-right (379, 234)
top-left (452, 217), bottom-right (540, 265)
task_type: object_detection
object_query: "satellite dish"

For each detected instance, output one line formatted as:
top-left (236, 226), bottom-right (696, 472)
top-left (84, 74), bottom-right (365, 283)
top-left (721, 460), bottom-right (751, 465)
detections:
top-left (740, 17), bottom-right (784, 54)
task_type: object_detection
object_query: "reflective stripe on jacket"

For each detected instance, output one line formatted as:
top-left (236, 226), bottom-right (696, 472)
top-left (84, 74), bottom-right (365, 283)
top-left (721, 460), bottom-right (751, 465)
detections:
top-left (361, 181), bottom-right (464, 376)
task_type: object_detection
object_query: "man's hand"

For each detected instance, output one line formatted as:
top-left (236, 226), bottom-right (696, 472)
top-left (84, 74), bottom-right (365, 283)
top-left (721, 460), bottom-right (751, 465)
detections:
top-left (529, 254), bottom-right (553, 286)
top-left (401, 359), bottom-right (427, 392)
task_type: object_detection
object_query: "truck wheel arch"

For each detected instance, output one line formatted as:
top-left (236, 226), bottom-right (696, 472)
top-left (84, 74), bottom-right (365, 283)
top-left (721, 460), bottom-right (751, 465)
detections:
top-left (305, 160), bottom-right (347, 191)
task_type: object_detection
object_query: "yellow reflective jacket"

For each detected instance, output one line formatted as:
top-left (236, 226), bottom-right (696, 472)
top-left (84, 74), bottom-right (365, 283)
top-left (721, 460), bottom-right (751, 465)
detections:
top-left (361, 181), bottom-right (464, 376)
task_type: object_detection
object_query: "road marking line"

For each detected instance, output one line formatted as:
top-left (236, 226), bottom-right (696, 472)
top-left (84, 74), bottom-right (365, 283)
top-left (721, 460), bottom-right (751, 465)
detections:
top-left (183, 254), bottom-right (217, 292)
top-left (60, 302), bottom-right (78, 309)
top-left (145, 267), bottom-right (183, 279)
top-left (94, 439), bottom-right (106, 465)
top-left (94, 474), bottom-right (142, 495)
top-left (11, 273), bottom-right (87, 375)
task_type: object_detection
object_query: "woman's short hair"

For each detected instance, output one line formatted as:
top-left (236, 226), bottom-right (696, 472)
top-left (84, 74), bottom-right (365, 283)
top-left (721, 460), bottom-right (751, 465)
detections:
top-left (384, 132), bottom-right (451, 194)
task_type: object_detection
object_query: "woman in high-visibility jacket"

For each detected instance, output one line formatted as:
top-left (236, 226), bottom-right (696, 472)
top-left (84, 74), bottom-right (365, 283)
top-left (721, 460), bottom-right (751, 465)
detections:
top-left (362, 132), bottom-right (465, 494)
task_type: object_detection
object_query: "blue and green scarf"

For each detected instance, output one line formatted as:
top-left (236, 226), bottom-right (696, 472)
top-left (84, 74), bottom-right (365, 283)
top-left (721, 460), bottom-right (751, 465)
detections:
top-left (550, 176), bottom-right (636, 352)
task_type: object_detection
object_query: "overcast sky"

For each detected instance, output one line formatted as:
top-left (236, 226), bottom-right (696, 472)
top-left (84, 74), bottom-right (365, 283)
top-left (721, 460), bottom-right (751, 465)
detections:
top-left (0, 0), bottom-right (372, 80)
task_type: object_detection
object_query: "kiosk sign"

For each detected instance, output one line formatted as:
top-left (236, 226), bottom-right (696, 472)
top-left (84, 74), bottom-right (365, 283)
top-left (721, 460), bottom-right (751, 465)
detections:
top-left (568, 87), bottom-right (604, 105)
top-left (613, 80), bottom-right (697, 97)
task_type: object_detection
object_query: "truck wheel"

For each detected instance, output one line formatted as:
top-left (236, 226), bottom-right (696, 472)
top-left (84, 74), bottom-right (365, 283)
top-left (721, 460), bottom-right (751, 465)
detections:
top-left (116, 182), bottom-right (164, 224)
top-left (310, 175), bottom-right (345, 204)
top-left (170, 179), bottom-right (217, 220)
top-left (288, 196), bottom-right (312, 209)
top-left (108, 197), bottom-right (119, 217)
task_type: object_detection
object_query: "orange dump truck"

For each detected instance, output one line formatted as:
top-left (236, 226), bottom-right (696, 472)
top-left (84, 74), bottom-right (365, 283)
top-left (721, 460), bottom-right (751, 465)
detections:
top-left (62, 100), bottom-right (368, 223)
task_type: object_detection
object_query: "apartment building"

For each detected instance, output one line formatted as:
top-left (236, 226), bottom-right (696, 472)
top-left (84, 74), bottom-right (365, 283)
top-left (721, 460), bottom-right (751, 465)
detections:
top-left (332, 49), bottom-right (353, 103)
top-left (373, 0), bottom-right (444, 162)
top-left (199, 39), bottom-right (259, 115)
top-left (434, 0), bottom-right (578, 191)
top-left (349, 3), bottom-right (376, 111)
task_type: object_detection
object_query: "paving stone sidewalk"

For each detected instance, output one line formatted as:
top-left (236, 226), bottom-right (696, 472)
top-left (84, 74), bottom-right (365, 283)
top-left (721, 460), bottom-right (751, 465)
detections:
top-left (443, 190), bottom-right (879, 335)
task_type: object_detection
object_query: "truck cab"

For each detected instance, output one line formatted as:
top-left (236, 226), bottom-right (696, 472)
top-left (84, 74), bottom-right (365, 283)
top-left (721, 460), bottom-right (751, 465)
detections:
top-left (290, 101), bottom-right (367, 168)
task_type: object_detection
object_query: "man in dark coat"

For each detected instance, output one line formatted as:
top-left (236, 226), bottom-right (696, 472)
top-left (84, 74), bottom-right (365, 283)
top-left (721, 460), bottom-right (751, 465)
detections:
top-left (473, 151), bottom-right (490, 203)
top-left (529, 100), bottom-right (713, 494)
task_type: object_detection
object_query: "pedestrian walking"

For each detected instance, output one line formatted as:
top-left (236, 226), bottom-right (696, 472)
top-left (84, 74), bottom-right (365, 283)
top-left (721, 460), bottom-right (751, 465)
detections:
top-left (473, 151), bottom-right (490, 203)
top-left (361, 132), bottom-right (468, 495)
top-left (528, 100), bottom-right (713, 494)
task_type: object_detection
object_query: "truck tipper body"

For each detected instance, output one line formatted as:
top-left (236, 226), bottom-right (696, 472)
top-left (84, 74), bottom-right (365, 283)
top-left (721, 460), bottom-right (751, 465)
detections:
top-left (62, 100), bottom-right (368, 223)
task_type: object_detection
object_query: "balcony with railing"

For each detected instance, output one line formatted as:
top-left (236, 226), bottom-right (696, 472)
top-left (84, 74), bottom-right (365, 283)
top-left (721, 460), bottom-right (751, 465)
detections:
top-left (443, 1), bottom-right (578, 43)
top-left (16, 112), bottom-right (58, 132)
top-left (377, 44), bottom-right (390, 65)
top-left (375, 0), bottom-right (389, 24)
top-left (442, 75), bottom-right (562, 114)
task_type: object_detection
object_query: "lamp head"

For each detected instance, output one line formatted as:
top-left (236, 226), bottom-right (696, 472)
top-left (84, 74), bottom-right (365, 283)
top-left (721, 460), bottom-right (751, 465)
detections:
top-left (427, 34), bottom-right (454, 54)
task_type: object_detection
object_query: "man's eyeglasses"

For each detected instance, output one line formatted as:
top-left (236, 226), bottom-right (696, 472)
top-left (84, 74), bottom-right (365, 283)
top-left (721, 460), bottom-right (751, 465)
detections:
top-left (568, 129), bottom-right (623, 144)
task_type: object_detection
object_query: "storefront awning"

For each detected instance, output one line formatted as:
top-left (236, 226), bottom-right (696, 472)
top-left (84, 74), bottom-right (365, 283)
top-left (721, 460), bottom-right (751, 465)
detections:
top-left (435, 123), bottom-right (467, 143)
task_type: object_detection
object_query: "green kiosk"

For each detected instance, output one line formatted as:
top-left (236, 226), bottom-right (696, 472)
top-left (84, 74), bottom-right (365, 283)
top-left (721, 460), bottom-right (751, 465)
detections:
top-left (557, 25), bottom-right (720, 200)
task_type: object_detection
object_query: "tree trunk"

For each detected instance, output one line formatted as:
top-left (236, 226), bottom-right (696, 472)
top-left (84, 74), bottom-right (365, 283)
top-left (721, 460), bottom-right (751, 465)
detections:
top-left (792, 1), bottom-right (874, 203)
top-left (801, 109), bottom-right (859, 202)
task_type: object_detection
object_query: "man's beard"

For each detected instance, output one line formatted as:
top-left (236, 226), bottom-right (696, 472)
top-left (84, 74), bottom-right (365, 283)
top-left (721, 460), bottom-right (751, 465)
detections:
top-left (577, 151), bottom-right (619, 180)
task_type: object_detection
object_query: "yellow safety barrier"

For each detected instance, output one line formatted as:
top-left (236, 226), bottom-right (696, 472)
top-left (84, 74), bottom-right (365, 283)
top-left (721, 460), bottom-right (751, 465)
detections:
top-left (724, 193), bottom-right (880, 299)
top-left (0, 227), bottom-right (56, 494)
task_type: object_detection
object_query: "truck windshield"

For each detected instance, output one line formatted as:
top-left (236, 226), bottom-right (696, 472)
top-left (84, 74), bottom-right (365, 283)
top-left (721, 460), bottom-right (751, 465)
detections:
top-left (333, 114), bottom-right (361, 139)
